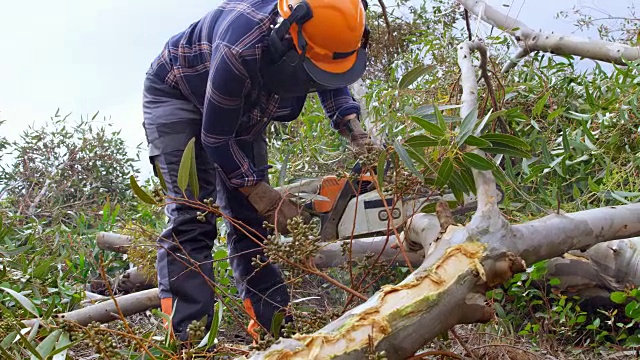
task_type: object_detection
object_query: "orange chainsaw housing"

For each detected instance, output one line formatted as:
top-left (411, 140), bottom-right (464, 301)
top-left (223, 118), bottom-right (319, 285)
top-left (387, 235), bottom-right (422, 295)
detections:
top-left (311, 174), bottom-right (374, 213)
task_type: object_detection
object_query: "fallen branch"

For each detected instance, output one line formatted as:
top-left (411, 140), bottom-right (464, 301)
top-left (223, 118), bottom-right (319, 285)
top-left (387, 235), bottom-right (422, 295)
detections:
top-left (22, 288), bottom-right (160, 328)
top-left (241, 39), bottom-right (640, 360)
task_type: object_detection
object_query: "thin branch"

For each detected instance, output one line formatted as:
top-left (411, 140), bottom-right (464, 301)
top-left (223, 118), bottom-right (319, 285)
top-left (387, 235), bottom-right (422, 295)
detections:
top-left (27, 179), bottom-right (50, 215)
top-left (477, 52), bottom-right (509, 133)
top-left (464, 9), bottom-right (472, 41)
top-left (502, 47), bottom-right (532, 73)
top-left (407, 350), bottom-right (464, 360)
top-left (377, 0), bottom-right (395, 44)
top-left (450, 327), bottom-right (479, 360)
top-left (98, 256), bottom-right (157, 360)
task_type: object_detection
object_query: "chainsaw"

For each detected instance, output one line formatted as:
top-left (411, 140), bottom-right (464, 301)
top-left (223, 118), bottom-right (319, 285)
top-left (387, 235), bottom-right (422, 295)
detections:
top-left (278, 166), bottom-right (502, 242)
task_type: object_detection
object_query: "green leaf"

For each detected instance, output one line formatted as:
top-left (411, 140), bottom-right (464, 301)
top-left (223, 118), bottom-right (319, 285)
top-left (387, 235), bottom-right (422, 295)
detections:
top-left (398, 64), bottom-right (434, 88)
top-left (433, 104), bottom-right (448, 130)
top-left (270, 311), bottom-right (285, 341)
top-left (481, 143), bottom-right (531, 158)
top-left (214, 249), bottom-right (228, 261)
top-left (585, 86), bottom-right (596, 107)
top-left (625, 300), bottom-right (640, 319)
top-left (573, 184), bottom-right (581, 199)
top-left (435, 157), bottom-right (453, 188)
top-left (448, 171), bottom-right (467, 204)
top-left (51, 331), bottom-right (73, 360)
top-left (562, 128), bottom-right (571, 155)
top-left (154, 160), bottom-right (168, 192)
top-left (418, 113), bottom-right (462, 124)
top-left (14, 329), bottom-right (42, 360)
top-left (456, 107), bottom-right (478, 145)
top-left (405, 135), bottom-right (442, 148)
top-left (458, 163), bottom-right (477, 194)
top-left (464, 135), bottom-right (491, 148)
top-left (413, 104), bottom-right (462, 117)
top-left (189, 139), bottom-right (200, 199)
top-left (462, 152), bottom-right (496, 171)
top-left (541, 139), bottom-right (552, 163)
top-left (532, 92), bottom-right (550, 117)
top-left (0, 287), bottom-right (39, 317)
top-left (32, 259), bottom-right (53, 279)
top-left (129, 176), bottom-right (158, 205)
top-left (581, 121), bottom-right (597, 146)
top-left (547, 107), bottom-right (565, 121)
top-left (178, 137), bottom-right (196, 194)
top-left (610, 291), bottom-right (627, 304)
top-left (209, 302), bottom-right (224, 349)
top-left (32, 330), bottom-right (61, 360)
top-left (410, 116), bottom-right (445, 138)
top-left (199, 302), bottom-right (224, 349)
top-left (102, 201), bottom-right (110, 224)
top-left (491, 165), bottom-right (509, 185)
top-left (480, 133), bottom-right (531, 150)
top-left (1, 331), bottom-right (17, 349)
top-left (376, 151), bottom-right (387, 190)
top-left (394, 140), bottom-right (422, 180)
top-left (111, 203), bottom-right (120, 225)
top-left (406, 147), bottom-right (435, 174)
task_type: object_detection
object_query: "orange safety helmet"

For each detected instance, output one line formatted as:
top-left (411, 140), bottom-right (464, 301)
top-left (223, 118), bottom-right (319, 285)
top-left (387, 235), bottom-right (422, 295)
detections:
top-left (268, 0), bottom-right (369, 91)
top-left (278, 0), bottom-right (367, 74)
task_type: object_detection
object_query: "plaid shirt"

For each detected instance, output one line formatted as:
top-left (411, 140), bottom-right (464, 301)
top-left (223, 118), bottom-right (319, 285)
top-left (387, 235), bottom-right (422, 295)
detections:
top-left (147, 0), bottom-right (361, 188)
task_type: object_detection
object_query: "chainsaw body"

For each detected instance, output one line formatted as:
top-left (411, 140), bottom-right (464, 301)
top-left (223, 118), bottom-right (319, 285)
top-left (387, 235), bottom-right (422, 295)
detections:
top-left (293, 174), bottom-right (478, 241)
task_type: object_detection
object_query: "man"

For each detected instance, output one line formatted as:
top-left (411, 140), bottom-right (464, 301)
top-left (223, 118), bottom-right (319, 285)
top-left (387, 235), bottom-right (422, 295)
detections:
top-left (142, 0), bottom-right (372, 343)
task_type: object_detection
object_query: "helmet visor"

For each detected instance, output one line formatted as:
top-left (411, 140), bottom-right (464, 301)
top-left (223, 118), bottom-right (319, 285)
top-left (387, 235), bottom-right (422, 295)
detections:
top-left (303, 48), bottom-right (366, 89)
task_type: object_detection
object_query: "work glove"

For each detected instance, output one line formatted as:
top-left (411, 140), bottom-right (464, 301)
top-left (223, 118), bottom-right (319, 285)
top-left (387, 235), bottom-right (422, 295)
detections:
top-left (337, 114), bottom-right (377, 158)
top-left (242, 182), bottom-right (311, 235)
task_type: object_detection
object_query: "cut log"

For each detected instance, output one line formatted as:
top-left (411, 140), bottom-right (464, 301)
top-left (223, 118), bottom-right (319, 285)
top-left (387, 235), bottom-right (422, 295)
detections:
top-left (116, 267), bottom-right (156, 293)
top-left (96, 232), bottom-right (133, 254)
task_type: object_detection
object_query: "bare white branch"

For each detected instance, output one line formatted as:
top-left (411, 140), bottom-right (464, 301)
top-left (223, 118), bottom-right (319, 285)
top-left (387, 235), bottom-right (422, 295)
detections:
top-left (457, 0), bottom-right (640, 71)
top-left (457, 40), bottom-right (503, 221)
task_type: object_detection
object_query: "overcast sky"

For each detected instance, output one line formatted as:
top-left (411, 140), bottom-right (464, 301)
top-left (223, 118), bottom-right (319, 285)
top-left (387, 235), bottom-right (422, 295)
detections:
top-left (0, 0), bottom-right (635, 176)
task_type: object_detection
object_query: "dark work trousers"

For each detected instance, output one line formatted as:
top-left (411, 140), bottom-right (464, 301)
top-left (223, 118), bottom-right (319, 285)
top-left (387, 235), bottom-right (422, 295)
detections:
top-left (142, 73), bottom-right (292, 341)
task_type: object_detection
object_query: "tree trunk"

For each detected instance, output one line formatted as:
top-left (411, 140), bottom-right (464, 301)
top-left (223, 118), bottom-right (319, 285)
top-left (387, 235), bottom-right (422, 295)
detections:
top-left (243, 39), bottom-right (640, 360)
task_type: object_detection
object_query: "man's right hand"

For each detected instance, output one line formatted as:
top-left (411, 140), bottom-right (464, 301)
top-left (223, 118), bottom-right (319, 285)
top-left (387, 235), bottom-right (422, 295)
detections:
top-left (241, 182), bottom-right (310, 235)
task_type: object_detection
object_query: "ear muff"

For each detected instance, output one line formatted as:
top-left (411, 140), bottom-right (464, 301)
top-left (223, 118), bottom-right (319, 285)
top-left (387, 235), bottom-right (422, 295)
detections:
top-left (266, 1), bottom-right (313, 62)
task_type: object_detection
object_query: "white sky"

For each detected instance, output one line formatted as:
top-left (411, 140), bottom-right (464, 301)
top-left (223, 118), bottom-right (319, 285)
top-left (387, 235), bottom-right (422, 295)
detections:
top-left (0, 0), bottom-right (635, 177)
